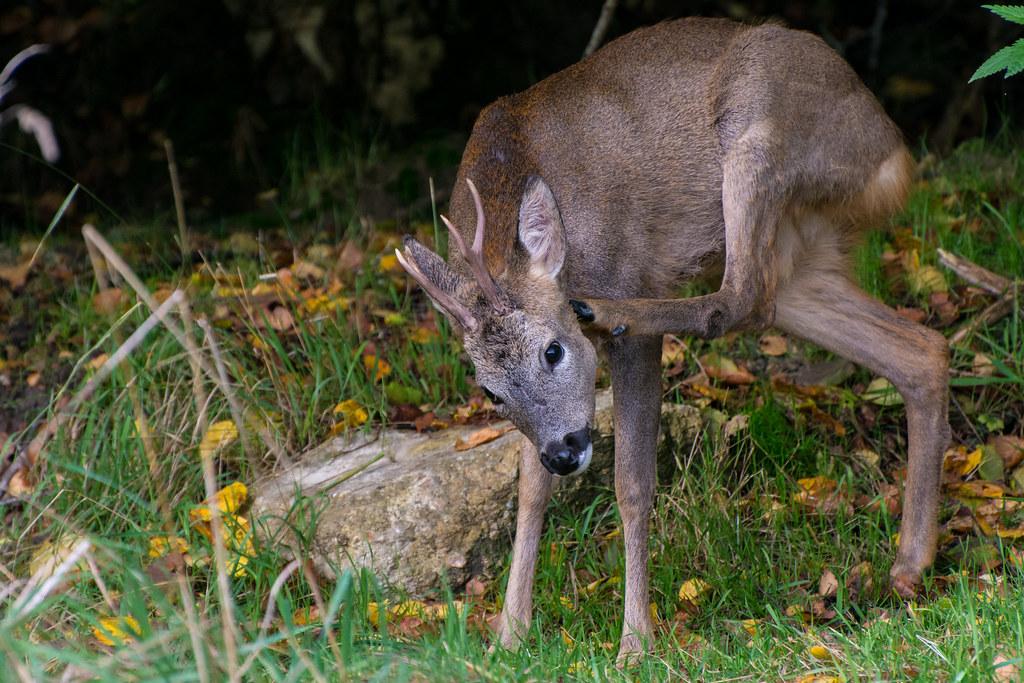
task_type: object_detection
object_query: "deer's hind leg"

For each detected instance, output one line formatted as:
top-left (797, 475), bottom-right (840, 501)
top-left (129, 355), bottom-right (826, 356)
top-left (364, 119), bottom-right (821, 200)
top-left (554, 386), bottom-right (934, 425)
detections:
top-left (774, 265), bottom-right (951, 595)
top-left (574, 124), bottom-right (787, 339)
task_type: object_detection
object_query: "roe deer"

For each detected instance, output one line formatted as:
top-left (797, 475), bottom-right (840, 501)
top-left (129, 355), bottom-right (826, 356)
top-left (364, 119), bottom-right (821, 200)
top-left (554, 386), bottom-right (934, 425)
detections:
top-left (396, 17), bottom-right (950, 659)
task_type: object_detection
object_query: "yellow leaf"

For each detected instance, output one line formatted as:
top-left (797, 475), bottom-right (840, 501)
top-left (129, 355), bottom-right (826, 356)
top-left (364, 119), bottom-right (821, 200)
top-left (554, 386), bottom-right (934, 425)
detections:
top-left (190, 482), bottom-right (248, 522)
top-left (148, 536), bottom-right (189, 558)
top-left (199, 420), bottom-right (239, 459)
top-left (649, 602), bottom-right (659, 624)
top-left (808, 644), bottom-right (833, 661)
top-left (93, 615), bottom-right (142, 647)
top-left (678, 578), bottom-right (711, 604)
top-left (742, 618), bottom-right (760, 636)
top-left (961, 447), bottom-right (984, 476)
top-left (87, 353), bottom-right (109, 370)
top-left (409, 326), bottom-right (438, 344)
top-left (908, 264), bottom-right (947, 295)
top-left (29, 535), bottom-right (88, 580)
top-left (794, 676), bottom-right (840, 683)
top-left (332, 399), bottom-right (368, 430)
top-left (560, 595), bottom-right (575, 610)
top-left (367, 601), bottom-right (383, 627)
top-left (378, 253), bottom-right (402, 274)
top-left (362, 354), bottom-right (391, 381)
top-left (862, 377), bottom-right (903, 406)
top-left (560, 627), bottom-right (575, 648)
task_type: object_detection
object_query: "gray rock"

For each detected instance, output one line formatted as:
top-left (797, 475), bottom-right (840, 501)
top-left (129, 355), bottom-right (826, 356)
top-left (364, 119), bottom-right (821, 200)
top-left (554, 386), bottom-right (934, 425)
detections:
top-left (253, 389), bottom-right (702, 596)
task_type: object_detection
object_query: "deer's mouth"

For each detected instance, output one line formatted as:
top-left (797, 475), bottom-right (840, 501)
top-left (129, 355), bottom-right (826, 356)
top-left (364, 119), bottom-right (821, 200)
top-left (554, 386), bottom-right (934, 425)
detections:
top-left (539, 426), bottom-right (593, 477)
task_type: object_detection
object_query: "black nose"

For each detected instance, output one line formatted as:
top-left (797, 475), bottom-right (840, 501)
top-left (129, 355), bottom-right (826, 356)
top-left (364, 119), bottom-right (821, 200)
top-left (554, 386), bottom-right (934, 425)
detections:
top-left (540, 427), bottom-right (592, 476)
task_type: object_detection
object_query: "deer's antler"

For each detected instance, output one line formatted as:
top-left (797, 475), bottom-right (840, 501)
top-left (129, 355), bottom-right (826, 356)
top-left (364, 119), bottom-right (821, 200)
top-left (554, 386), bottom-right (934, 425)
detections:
top-left (441, 178), bottom-right (510, 314)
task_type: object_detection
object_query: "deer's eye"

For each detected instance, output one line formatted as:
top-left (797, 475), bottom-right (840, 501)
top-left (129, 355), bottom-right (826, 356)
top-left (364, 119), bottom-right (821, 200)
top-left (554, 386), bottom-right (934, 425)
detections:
top-left (544, 341), bottom-right (564, 366)
top-left (482, 387), bottom-right (503, 405)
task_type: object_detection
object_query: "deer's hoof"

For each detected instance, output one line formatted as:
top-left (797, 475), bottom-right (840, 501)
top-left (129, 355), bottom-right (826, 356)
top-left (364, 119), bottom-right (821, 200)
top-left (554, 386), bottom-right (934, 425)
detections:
top-left (889, 566), bottom-right (922, 600)
top-left (569, 299), bottom-right (595, 323)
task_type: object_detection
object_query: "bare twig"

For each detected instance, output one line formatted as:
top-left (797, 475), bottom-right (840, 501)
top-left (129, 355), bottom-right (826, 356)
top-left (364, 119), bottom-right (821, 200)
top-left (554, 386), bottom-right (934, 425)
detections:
top-left (164, 139), bottom-right (191, 267)
top-left (583, 0), bottom-right (619, 57)
top-left (937, 248), bottom-right (1012, 296)
top-left (949, 285), bottom-right (1020, 346)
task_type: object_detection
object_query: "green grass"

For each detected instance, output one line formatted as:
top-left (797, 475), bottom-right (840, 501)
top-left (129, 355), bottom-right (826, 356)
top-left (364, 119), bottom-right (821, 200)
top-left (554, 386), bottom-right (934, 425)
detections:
top-left (2, 138), bottom-right (1023, 681)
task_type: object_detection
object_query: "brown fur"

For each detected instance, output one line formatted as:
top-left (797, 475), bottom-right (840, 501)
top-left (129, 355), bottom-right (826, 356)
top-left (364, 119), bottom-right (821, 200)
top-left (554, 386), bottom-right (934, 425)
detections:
top-left (397, 17), bottom-right (949, 660)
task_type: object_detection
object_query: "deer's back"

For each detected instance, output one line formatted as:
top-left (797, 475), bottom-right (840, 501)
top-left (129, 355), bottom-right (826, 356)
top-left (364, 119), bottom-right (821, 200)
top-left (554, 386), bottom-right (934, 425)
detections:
top-left (456, 18), bottom-right (907, 299)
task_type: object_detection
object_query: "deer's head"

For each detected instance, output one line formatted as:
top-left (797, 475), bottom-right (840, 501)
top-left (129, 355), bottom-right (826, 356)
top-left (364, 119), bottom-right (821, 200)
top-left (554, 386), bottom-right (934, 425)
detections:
top-left (396, 177), bottom-right (597, 476)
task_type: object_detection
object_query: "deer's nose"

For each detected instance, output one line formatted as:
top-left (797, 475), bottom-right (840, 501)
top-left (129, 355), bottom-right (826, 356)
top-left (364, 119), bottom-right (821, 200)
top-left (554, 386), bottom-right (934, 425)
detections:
top-left (540, 427), bottom-right (592, 477)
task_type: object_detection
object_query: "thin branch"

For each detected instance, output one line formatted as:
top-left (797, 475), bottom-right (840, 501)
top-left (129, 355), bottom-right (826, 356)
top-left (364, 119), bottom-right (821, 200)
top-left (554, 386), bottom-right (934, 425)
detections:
top-left (583, 0), bottom-right (619, 57)
top-left (164, 139), bottom-right (191, 268)
top-left (937, 248), bottom-right (1012, 296)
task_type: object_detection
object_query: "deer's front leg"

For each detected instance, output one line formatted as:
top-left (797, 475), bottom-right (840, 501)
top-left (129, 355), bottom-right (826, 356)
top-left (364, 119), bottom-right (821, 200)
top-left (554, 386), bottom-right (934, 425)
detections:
top-left (607, 335), bottom-right (662, 662)
top-left (496, 442), bottom-right (554, 648)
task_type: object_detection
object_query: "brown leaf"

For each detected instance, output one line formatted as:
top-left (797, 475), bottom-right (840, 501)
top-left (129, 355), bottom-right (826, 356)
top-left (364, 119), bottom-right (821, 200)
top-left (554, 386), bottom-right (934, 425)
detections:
top-left (7, 468), bottom-right (33, 497)
top-left (993, 653), bottom-right (1020, 681)
top-left (92, 288), bottom-right (126, 315)
top-left (991, 435), bottom-right (1024, 470)
top-left (701, 354), bottom-right (755, 385)
top-left (896, 306), bottom-right (927, 323)
top-left (758, 334), bottom-right (788, 356)
top-left (266, 305), bottom-right (294, 331)
top-left (465, 576), bottom-right (487, 598)
top-left (0, 260), bottom-right (31, 289)
top-left (818, 569), bottom-right (838, 599)
top-left (454, 425), bottom-right (514, 451)
top-left (956, 481), bottom-right (1006, 499)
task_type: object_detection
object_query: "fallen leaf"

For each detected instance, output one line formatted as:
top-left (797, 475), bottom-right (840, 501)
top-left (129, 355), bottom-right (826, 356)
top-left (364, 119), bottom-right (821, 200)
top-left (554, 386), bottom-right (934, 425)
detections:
top-left (701, 354), bottom-right (755, 385)
top-left (991, 435), bottom-right (1024, 470)
top-left (190, 481), bottom-right (248, 520)
top-left (409, 325), bottom-right (438, 344)
top-left (454, 425), bottom-right (514, 451)
top-left (464, 577), bottom-right (486, 598)
top-left (92, 288), bottom-right (126, 315)
top-left (87, 353), bottom-right (109, 370)
top-left (793, 675), bottom-right (840, 683)
top-left (266, 305), bottom-right (294, 331)
top-left (7, 464), bottom-right (33, 497)
top-left (972, 353), bottom-right (996, 377)
top-left (677, 578), bottom-right (711, 605)
top-left (362, 354), bottom-right (391, 382)
top-left (896, 306), bottom-right (927, 323)
top-left (378, 253), bottom-right (402, 274)
top-left (993, 652), bottom-right (1020, 681)
top-left (331, 399), bottom-right (368, 430)
top-left (758, 334), bottom-right (788, 356)
top-left (808, 644), bottom-right (833, 661)
top-left (0, 260), bottom-right (31, 289)
top-left (960, 447), bottom-right (984, 476)
top-left (94, 615), bottom-right (142, 647)
top-left (818, 569), bottom-right (839, 599)
top-left (198, 420), bottom-right (239, 459)
top-left (956, 481), bottom-right (1006, 499)
top-left (290, 259), bottom-right (325, 280)
top-left (148, 536), bottom-right (189, 559)
top-left (26, 372), bottom-right (41, 387)
top-left (29, 535), bottom-right (88, 581)
top-left (862, 377), bottom-right (903, 406)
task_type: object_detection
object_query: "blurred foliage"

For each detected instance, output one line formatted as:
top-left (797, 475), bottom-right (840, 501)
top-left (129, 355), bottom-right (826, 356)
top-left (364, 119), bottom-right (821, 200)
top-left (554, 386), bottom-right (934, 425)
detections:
top-left (0, 0), bottom-right (1021, 228)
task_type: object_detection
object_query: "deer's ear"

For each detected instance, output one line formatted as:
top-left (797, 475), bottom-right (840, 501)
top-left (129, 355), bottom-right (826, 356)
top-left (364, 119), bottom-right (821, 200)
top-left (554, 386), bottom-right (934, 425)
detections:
top-left (396, 237), bottom-right (478, 332)
top-left (517, 176), bottom-right (566, 282)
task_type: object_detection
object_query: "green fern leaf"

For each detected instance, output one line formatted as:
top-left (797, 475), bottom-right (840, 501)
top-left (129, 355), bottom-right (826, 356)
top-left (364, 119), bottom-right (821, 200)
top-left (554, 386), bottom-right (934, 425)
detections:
top-left (982, 4), bottom-right (1024, 25)
top-left (970, 38), bottom-right (1024, 81)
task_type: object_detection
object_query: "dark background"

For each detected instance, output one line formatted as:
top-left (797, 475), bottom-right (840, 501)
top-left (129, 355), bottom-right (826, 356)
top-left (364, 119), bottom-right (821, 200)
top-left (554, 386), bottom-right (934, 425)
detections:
top-left (0, 0), bottom-right (1021, 232)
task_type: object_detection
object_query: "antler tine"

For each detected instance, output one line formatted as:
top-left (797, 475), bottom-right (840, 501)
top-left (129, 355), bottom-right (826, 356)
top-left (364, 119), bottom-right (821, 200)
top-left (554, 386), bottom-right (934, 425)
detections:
top-left (465, 178), bottom-right (486, 255)
top-left (394, 248), bottom-right (478, 332)
top-left (440, 214), bottom-right (470, 262)
top-left (450, 177), bottom-right (509, 312)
